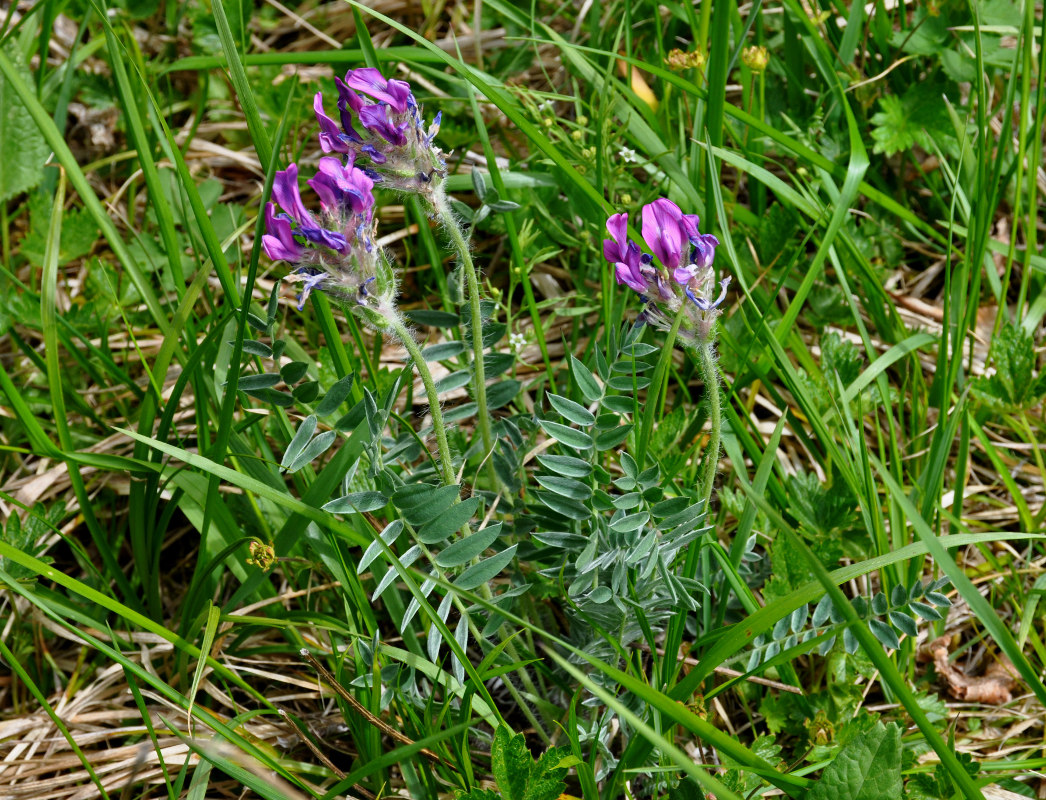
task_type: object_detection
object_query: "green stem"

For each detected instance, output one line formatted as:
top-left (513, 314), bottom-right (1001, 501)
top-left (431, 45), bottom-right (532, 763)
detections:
top-left (432, 189), bottom-right (496, 478)
top-left (636, 307), bottom-right (687, 469)
top-left (697, 342), bottom-right (722, 507)
top-left (387, 314), bottom-right (456, 487)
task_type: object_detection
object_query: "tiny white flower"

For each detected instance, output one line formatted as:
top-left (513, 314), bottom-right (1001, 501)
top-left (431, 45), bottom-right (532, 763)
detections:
top-left (509, 332), bottom-right (526, 351)
top-left (618, 147), bottom-right (638, 163)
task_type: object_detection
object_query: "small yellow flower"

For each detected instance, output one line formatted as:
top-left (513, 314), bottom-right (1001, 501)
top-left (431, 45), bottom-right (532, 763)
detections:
top-left (742, 45), bottom-right (770, 74)
top-left (666, 48), bottom-right (706, 71)
top-left (246, 540), bottom-right (277, 571)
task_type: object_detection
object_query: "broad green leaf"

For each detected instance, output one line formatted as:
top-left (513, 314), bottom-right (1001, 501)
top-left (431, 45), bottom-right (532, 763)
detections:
top-left (807, 721), bottom-right (901, 800)
top-left (569, 355), bottom-right (603, 402)
top-left (0, 42), bottom-right (49, 202)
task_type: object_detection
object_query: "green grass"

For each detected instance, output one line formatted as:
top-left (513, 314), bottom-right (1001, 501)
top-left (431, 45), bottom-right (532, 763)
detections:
top-left (1, 1), bottom-right (1045, 798)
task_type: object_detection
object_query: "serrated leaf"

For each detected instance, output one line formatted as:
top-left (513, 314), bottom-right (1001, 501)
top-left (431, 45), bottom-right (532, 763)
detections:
top-left (570, 355), bottom-right (603, 402)
top-left (0, 44), bottom-right (49, 202)
top-left (546, 392), bottom-right (596, 426)
top-left (453, 545), bottom-right (517, 590)
top-left (323, 491), bottom-right (389, 514)
top-left (417, 496), bottom-right (481, 544)
top-left (538, 419), bottom-right (593, 450)
top-left (285, 429), bottom-right (336, 472)
top-left (436, 523), bottom-right (503, 568)
top-left (315, 373), bottom-right (355, 416)
top-left (806, 721), bottom-right (901, 800)
top-left (20, 190), bottom-right (99, 266)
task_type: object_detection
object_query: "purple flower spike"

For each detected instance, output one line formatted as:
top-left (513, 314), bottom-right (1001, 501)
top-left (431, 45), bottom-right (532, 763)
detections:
top-left (313, 68), bottom-right (445, 193)
top-left (641, 198), bottom-right (686, 269)
top-left (344, 67), bottom-right (412, 113)
top-left (607, 194), bottom-right (729, 346)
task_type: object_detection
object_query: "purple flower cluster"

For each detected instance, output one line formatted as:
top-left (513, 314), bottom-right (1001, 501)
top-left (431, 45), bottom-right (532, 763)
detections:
top-left (604, 198), bottom-right (729, 344)
top-left (314, 67), bottom-right (445, 193)
top-left (263, 68), bottom-right (447, 321)
top-left (262, 155), bottom-right (392, 315)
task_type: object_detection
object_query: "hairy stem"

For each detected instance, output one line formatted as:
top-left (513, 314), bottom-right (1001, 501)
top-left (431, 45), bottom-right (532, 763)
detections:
top-left (387, 314), bottom-right (456, 487)
top-left (432, 189), bottom-right (496, 481)
top-left (697, 342), bottom-right (722, 508)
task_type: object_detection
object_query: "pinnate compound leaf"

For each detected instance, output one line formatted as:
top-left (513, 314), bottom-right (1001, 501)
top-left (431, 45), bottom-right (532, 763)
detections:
top-left (807, 721), bottom-right (901, 800)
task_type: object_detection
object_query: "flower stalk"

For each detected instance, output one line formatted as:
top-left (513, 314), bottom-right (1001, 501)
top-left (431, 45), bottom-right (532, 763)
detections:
top-left (431, 187), bottom-right (495, 472)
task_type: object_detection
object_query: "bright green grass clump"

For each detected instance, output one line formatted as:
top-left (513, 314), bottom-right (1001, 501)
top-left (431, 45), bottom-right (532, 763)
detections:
top-left (0, 1), bottom-right (1044, 799)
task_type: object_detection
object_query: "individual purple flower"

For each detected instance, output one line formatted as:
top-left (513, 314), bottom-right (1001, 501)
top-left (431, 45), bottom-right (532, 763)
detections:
top-left (314, 68), bottom-right (445, 193)
top-left (603, 197), bottom-right (729, 345)
top-left (604, 213), bottom-right (647, 293)
top-left (262, 160), bottom-right (397, 320)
